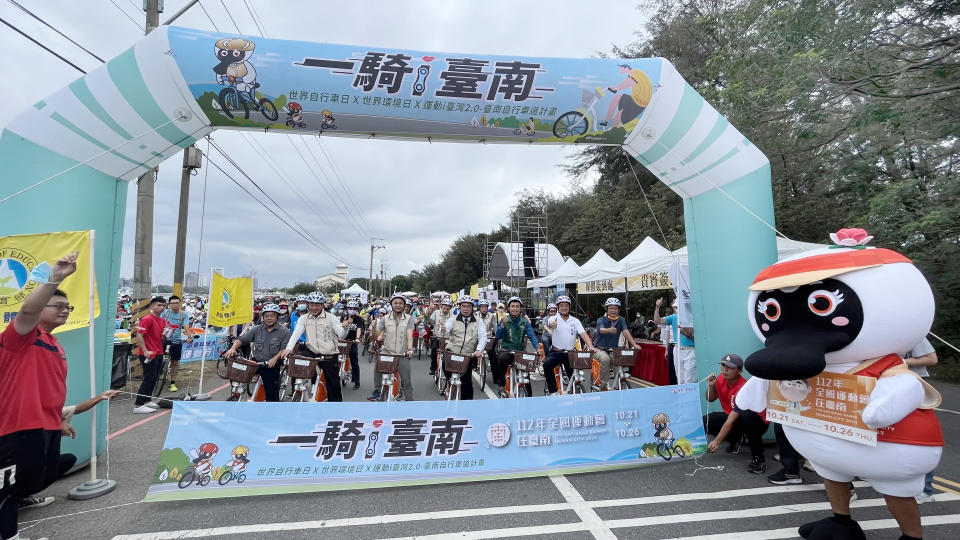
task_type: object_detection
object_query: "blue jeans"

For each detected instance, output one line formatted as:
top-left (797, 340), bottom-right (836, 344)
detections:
top-left (924, 470), bottom-right (935, 495)
top-left (543, 350), bottom-right (571, 394)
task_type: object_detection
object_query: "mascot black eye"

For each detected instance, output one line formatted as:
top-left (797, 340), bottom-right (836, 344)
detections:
top-left (807, 289), bottom-right (843, 317)
top-left (232, 50), bottom-right (242, 58)
top-left (757, 298), bottom-right (781, 322)
top-left (218, 49), bottom-right (228, 58)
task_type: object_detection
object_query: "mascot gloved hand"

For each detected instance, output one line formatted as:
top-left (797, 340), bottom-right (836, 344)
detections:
top-left (734, 229), bottom-right (942, 540)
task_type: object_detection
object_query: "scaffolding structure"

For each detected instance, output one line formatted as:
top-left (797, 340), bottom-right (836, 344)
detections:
top-left (509, 213), bottom-right (549, 307)
top-left (482, 241), bottom-right (496, 284)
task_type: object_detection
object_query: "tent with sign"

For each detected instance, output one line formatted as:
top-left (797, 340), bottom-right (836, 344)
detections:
top-left (341, 283), bottom-right (367, 296)
top-left (575, 249), bottom-right (626, 294)
top-left (527, 256), bottom-right (581, 288)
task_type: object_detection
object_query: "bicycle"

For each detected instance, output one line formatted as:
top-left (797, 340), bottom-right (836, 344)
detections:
top-left (277, 363), bottom-right (291, 400)
top-left (478, 341), bottom-right (493, 392)
top-left (552, 86), bottom-right (606, 138)
top-left (564, 350), bottom-right (593, 395)
top-left (605, 347), bottom-right (637, 391)
top-left (656, 438), bottom-right (687, 460)
top-left (503, 351), bottom-right (538, 398)
top-left (374, 352), bottom-right (403, 402)
top-left (224, 356), bottom-right (261, 401)
top-left (177, 465), bottom-right (211, 489)
top-left (337, 340), bottom-right (354, 387)
top-left (286, 354), bottom-right (320, 402)
top-left (152, 345), bottom-right (170, 397)
top-left (434, 337), bottom-right (447, 395)
top-left (218, 77), bottom-right (279, 122)
top-left (443, 351), bottom-right (473, 401)
top-left (512, 124), bottom-right (536, 137)
top-left (217, 467), bottom-right (247, 485)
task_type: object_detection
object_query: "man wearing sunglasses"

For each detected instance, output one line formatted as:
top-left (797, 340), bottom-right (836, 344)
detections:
top-left (0, 252), bottom-right (79, 540)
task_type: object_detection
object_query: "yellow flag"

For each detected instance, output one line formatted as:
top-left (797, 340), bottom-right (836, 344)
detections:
top-left (450, 292), bottom-right (458, 303)
top-left (208, 271), bottom-right (253, 327)
top-left (0, 231), bottom-right (99, 334)
top-left (470, 283), bottom-right (479, 299)
top-left (333, 293), bottom-right (340, 302)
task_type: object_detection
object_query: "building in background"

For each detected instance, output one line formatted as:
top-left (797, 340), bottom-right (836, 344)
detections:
top-left (184, 272), bottom-right (199, 288)
top-left (316, 264), bottom-right (349, 290)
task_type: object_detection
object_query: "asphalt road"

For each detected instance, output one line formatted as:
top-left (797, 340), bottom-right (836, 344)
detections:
top-left (17, 348), bottom-right (960, 540)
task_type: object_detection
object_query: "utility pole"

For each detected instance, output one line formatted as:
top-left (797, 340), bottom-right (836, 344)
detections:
top-left (369, 238), bottom-right (384, 294)
top-left (379, 260), bottom-right (385, 298)
top-left (131, 0), bottom-right (162, 317)
top-left (172, 146), bottom-right (202, 298)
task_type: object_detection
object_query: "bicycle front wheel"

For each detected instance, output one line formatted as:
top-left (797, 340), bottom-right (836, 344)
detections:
top-left (278, 367), bottom-right (290, 401)
top-left (153, 359), bottom-right (168, 397)
top-left (553, 111), bottom-right (588, 138)
top-left (218, 88), bottom-right (244, 119)
top-left (517, 384), bottom-right (530, 398)
top-left (479, 356), bottom-right (487, 391)
top-left (177, 469), bottom-right (196, 489)
top-left (216, 357), bottom-right (229, 379)
top-left (673, 445), bottom-right (686, 458)
top-left (259, 98), bottom-right (279, 121)
top-left (656, 443), bottom-right (673, 461)
top-left (218, 471), bottom-right (232, 486)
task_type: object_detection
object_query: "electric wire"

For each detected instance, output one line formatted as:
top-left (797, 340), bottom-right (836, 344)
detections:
top-left (219, 0), bottom-right (243, 33)
top-left (196, 0), bottom-right (221, 32)
top-left (108, 0), bottom-right (145, 32)
top-left (242, 0), bottom-right (266, 37)
top-left (301, 136), bottom-right (376, 238)
top-left (246, 0), bottom-right (269, 37)
top-left (206, 139), bottom-right (363, 267)
top-left (316, 138), bottom-right (372, 230)
top-left (0, 15), bottom-right (86, 73)
top-left (6, 0), bottom-right (105, 62)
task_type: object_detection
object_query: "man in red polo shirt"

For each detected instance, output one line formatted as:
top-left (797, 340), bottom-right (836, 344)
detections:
top-left (703, 353), bottom-right (769, 473)
top-left (0, 252), bottom-right (77, 540)
top-left (132, 296), bottom-right (167, 413)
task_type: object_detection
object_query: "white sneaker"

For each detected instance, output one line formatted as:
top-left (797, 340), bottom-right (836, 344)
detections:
top-left (915, 492), bottom-right (936, 504)
top-left (144, 402), bottom-right (160, 409)
top-left (133, 404), bottom-right (157, 414)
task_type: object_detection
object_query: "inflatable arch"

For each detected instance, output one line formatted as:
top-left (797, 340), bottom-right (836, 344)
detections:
top-left (0, 27), bottom-right (775, 461)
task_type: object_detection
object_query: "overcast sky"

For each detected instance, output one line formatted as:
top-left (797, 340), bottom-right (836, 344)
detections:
top-left (0, 0), bottom-right (646, 288)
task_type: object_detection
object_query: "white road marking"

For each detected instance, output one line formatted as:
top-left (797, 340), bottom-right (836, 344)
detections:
top-left (472, 370), bottom-right (499, 400)
top-left (550, 474), bottom-right (617, 540)
top-left (662, 513), bottom-right (960, 539)
top-left (110, 489), bottom-right (960, 539)
top-left (935, 407), bottom-right (960, 416)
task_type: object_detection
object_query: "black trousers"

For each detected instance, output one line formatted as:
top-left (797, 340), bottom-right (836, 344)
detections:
top-left (443, 355), bottom-right (476, 400)
top-left (349, 343), bottom-right (359, 386)
top-left (136, 353), bottom-right (163, 405)
top-left (0, 429), bottom-right (61, 539)
top-left (302, 351), bottom-right (342, 402)
top-left (666, 343), bottom-right (677, 385)
top-left (491, 350), bottom-right (516, 387)
top-left (774, 422), bottom-right (801, 474)
top-left (429, 338), bottom-right (440, 374)
top-left (543, 350), bottom-right (572, 393)
top-left (256, 363), bottom-right (282, 402)
top-left (703, 410), bottom-right (766, 459)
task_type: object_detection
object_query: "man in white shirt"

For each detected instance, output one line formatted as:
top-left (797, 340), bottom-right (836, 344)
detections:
top-left (542, 295), bottom-right (595, 395)
top-left (282, 292), bottom-right (349, 402)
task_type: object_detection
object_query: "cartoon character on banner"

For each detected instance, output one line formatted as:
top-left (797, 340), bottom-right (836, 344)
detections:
top-left (213, 38), bottom-right (258, 92)
top-left (190, 442), bottom-right (219, 478)
top-left (735, 229), bottom-right (943, 540)
top-left (285, 102), bottom-right (306, 128)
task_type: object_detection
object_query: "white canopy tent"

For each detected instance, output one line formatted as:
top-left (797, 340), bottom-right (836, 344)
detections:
top-left (527, 257), bottom-right (581, 288)
top-left (340, 283), bottom-right (367, 296)
top-left (620, 237), bottom-right (671, 276)
top-left (574, 249), bottom-right (623, 283)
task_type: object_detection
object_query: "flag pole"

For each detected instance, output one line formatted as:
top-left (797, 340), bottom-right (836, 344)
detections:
top-left (68, 230), bottom-right (117, 499)
top-left (193, 267), bottom-right (215, 400)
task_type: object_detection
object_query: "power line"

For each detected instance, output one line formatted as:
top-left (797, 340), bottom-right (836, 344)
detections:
top-left (0, 16), bottom-right (86, 73)
top-left (296, 136), bottom-right (374, 239)
top-left (219, 0), bottom-right (242, 33)
top-left (196, 0), bottom-right (221, 31)
top-left (7, 0), bottom-right (105, 62)
top-left (310, 136), bottom-right (375, 236)
top-left (241, 0), bottom-right (266, 37)
top-left (108, 0), bottom-right (145, 32)
top-left (207, 139), bottom-right (363, 268)
top-left (246, 0), bottom-right (269, 37)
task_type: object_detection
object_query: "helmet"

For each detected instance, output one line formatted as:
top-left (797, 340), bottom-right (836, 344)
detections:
top-left (233, 445), bottom-right (249, 456)
top-left (288, 102), bottom-right (302, 112)
top-left (261, 303), bottom-right (282, 314)
top-left (295, 294), bottom-right (306, 302)
top-left (390, 292), bottom-right (406, 303)
top-left (478, 299), bottom-right (489, 306)
top-left (305, 292), bottom-right (325, 304)
top-left (506, 296), bottom-right (523, 306)
top-left (458, 295), bottom-right (473, 305)
top-left (346, 300), bottom-right (359, 308)
top-left (652, 413), bottom-right (669, 425)
top-left (199, 442), bottom-right (219, 455)
top-left (547, 303), bottom-right (557, 310)
top-left (321, 109), bottom-right (333, 116)
top-left (604, 297), bottom-right (622, 307)
top-left (440, 297), bottom-right (454, 307)
top-left (555, 295), bottom-right (572, 305)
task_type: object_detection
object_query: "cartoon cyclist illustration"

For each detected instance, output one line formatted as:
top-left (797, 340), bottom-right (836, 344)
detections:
top-left (228, 445), bottom-right (250, 474)
top-left (320, 109), bottom-right (337, 129)
top-left (213, 38), bottom-right (258, 92)
top-left (652, 413), bottom-right (673, 444)
top-left (190, 442), bottom-right (219, 477)
top-left (285, 102), bottom-right (306, 128)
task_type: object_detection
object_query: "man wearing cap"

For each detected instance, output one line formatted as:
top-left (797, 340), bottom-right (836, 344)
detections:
top-left (704, 353), bottom-right (768, 473)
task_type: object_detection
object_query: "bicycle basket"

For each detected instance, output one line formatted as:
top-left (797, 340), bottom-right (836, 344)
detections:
top-left (226, 357), bottom-right (259, 383)
top-left (443, 351), bottom-right (471, 375)
top-left (581, 88), bottom-right (595, 107)
top-left (569, 351), bottom-right (593, 370)
top-left (613, 348), bottom-right (638, 367)
top-left (286, 355), bottom-right (318, 379)
top-left (513, 351), bottom-right (538, 372)
top-left (375, 354), bottom-right (400, 374)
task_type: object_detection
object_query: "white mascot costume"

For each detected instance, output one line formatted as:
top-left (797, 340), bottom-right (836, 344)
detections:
top-left (735, 228), bottom-right (942, 540)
